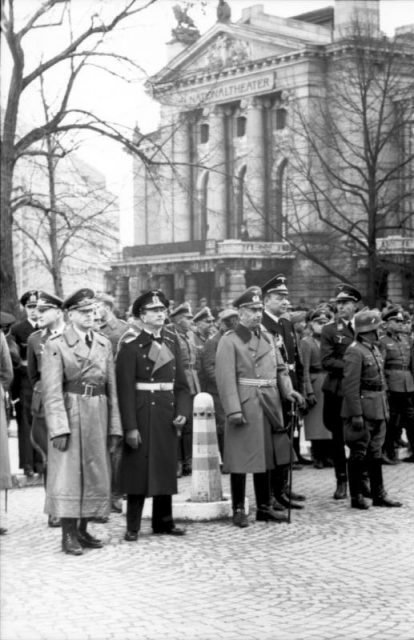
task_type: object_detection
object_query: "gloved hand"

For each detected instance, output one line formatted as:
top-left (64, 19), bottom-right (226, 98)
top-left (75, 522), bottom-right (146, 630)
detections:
top-left (172, 415), bottom-right (186, 437)
top-left (228, 412), bottom-right (247, 426)
top-left (52, 434), bottom-right (70, 452)
top-left (306, 393), bottom-right (317, 408)
top-left (108, 435), bottom-right (122, 455)
top-left (125, 429), bottom-right (141, 449)
top-left (351, 416), bottom-right (365, 430)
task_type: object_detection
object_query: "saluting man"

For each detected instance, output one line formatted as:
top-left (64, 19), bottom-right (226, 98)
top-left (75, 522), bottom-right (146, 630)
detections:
top-left (42, 288), bottom-right (122, 555)
top-left (27, 291), bottom-right (65, 528)
top-left (116, 290), bottom-right (191, 542)
top-left (380, 307), bottom-right (414, 463)
top-left (320, 283), bottom-right (362, 500)
top-left (216, 286), bottom-right (299, 528)
top-left (342, 309), bottom-right (402, 510)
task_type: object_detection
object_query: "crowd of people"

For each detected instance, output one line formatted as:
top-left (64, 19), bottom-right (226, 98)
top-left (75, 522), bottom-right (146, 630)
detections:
top-left (0, 275), bottom-right (412, 551)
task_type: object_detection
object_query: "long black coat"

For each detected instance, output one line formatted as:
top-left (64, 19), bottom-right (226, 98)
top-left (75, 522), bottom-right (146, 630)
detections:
top-left (116, 328), bottom-right (191, 497)
top-left (261, 311), bottom-right (304, 392)
top-left (320, 320), bottom-right (354, 396)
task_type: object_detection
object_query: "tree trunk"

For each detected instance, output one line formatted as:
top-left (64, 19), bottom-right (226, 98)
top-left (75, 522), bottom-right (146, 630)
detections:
top-left (46, 135), bottom-right (64, 298)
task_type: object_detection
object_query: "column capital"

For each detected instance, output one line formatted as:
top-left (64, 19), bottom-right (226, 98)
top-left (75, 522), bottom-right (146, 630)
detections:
top-left (240, 97), bottom-right (263, 110)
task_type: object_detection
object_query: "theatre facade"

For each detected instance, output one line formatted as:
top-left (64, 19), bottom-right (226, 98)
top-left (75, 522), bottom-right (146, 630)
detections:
top-left (108, 1), bottom-right (414, 313)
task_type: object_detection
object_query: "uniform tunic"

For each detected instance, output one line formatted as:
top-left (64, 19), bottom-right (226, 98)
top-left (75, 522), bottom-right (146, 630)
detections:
top-left (215, 324), bottom-right (292, 473)
top-left (116, 327), bottom-right (191, 497)
top-left (0, 332), bottom-right (13, 491)
top-left (42, 326), bottom-right (121, 519)
top-left (342, 338), bottom-right (388, 459)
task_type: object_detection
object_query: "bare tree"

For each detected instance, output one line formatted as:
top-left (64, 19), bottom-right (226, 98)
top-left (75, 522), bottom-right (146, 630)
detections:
top-left (1, 0), bottom-right (157, 314)
top-left (281, 23), bottom-right (414, 305)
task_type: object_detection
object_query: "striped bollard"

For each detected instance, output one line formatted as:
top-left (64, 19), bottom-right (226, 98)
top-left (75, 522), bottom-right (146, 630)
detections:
top-left (191, 393), bottom-right (223, 502)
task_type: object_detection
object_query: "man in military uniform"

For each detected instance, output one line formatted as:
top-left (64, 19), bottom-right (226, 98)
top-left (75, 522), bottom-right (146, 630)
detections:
top-left (193, 306), bottom-right (216, 389)
top-left (169, 302), bottom-right (200, 477)
top-left (320, 283), bottom-right (362, 500)
top-left (10, 291), bottom-right (41, 477)
top-left (201, 308), bottom-right (239, 460)
top-left (380, 307), bottom-right (414, 463)
top-left (116, 290), bottom-right (191, 542)
top-left (342, 309), bottom-right (402, 510)
top-left (215, 286), bottom-right (300, 528)
top-left (261, 274), bottom-right (307, 511)
top-left (27, 292), bottom-right (65, 527)
top-left (95, 293), bottom-right (128, 513)
top-left (42, 288), bottom-right (122, 555)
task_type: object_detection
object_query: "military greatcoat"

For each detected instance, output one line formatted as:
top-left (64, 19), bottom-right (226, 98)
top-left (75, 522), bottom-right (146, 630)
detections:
top-left (42, 326), bottom-right (122, 519)
top-left (116, 327), bottom-right (191, 497)
top-left (215, 324), bottom-right (292, 473)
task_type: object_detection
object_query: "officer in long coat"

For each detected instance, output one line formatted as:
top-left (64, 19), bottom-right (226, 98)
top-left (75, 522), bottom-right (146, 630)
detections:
top-left (27, 292), bottom-right (65, 528)
top-left (116, 290), bottom-right (191, 541)
top-left (320, 283), bottom-right (362, 500)
top-left (42, 288), bottom-right (122, 555)
top-left (10, 290), bottom-right (41, 476)
top-left (379, 306), bottom-right (414, 463)
top-left (342, 309), bottom-right (402, 510)
top-left (169, 302), bottom-right (200, 477)
top-left (215, 286), bottom-right (299, 528)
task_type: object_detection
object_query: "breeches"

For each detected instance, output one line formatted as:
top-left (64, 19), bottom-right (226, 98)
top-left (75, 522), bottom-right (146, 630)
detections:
top-left (346, 419), bottom-right (386, 462)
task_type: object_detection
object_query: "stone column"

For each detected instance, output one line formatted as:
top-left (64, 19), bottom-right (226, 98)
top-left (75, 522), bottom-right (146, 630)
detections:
top-left (114, 275), bottom-right (130, 317)
top-left (225, 269), bottom-right (246, 307)
top-left (207, 106), bottom-right (227, 240)
top-left (173, 114), bottom-right (191, 242)
top-left (185, 273), bottom-right (198, 311)
top-left (128, 276), bottom-right (141, 303)
top-left (387, 271), bottom-right (404, 305)
top-left (245, 98), bottom-right (265, 239)
top-left (174, 271), bottom-right (186, 305)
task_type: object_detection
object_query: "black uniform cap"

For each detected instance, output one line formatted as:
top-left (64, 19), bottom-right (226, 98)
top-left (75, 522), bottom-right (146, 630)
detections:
top-left (334, 283), bottom-right (361, 303)
top-left (193, 307), bottom-right (215, 323)
top-left (381, 306), bottom-right (403, 322)
top-left (170, 302), bottom-right (193, 319)
top-left (37, 291), bottom-right (63, 309)
top-left (20, 290), bottom-right (39, 306)
top-left (63, 288), bottom-right (96, 311)
top-left (132, 290), bottom-right (168, 317)
top-left (261, 274), bottom-right (289, 295)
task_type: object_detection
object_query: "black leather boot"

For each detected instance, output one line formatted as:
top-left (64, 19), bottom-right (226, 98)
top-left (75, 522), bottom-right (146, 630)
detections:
top-left (61, 518), bottom-right (83, 556)
top-left (256, 505), bottom-right (288, 523)
top-left (347, 459), bottom-right (368, 508)
top-left (232, 506), bottom-right (249, 528)
top-left (370, 459), bottom-right (402, 507)
top-left (333, 474), bottom-right (348, 500)
top-left (351, 494), bottom-right (370, 510)
top-left (77, 518), bottom-right (103, 549)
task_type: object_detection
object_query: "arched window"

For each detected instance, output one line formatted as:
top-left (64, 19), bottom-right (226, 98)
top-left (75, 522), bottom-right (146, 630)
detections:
top-left (196, 171), bottom-right (209, 241)
top-left (269, 158), bottom-right (288, 240)
top-left (234, 164), bottom-right (247, 239)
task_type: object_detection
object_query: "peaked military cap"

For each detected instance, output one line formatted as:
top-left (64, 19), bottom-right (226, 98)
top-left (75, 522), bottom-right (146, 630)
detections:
top-left (63, 288), bottom-right (96, 311)
top-left (95, 292), bottom-right (115, 308)
top-left (334, 283), bottom-right (361, 303)
top-left (233, 286), bottom-right (263, 309)
top-left (170, 302), bottom-right (193, 319)
top-left (0, 311), bottom-right (16, 326)
top-left (20, 290), bottom-right (39, 307)
top-left (37, 291), bottom-right (63, 310)
top-left (193, 306), bottom-right (215, 323)
top-left (219, 308), bottom-right (239, 321)
top-left (261, 274), bottom-right (289, 295)
top-left (132, 290), bottom-right (168, 316)
top-left (354, 309), bottom-right (381, 334)
top-left (308, 308), bottom-right (330, 323)
top-left (381, 306), bottom-right (403, 322)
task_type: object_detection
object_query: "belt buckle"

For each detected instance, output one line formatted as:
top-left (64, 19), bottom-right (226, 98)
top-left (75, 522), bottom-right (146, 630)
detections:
top-left (83, 384), bottom-right (94, 397)
top-left (160, 383), bottom-right (169, 391)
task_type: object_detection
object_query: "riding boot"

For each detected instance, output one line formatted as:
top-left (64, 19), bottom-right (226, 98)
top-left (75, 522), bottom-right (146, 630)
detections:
top-left (61, 518), bottom-right (83, 555)
top-left (369, 458), bottom-right (402, 507)
top-left (182, 430), bottom-right (192, 476)
top-left (348, 459), bottom-right (369, 510)
top-left (333, 472), bottom-right (348, 500)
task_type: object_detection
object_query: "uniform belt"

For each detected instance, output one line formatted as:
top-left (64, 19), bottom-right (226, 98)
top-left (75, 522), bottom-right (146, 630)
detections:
top-left (385, 365), bottom-right (408, 371)
top-left (360, 384), bottom-right (384, 392)
top-left (238, 378), bottom-right (277, 388)
top-left (64, 382), bottom-right (106, 397)
top-left (135, 382), bottom-right (174, 391)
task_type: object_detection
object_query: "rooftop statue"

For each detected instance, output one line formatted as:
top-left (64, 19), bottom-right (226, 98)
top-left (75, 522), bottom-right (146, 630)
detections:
top-left (172, 4), bottom-right (200, 45)
top-left (217, 0), bottom-right (231, 24)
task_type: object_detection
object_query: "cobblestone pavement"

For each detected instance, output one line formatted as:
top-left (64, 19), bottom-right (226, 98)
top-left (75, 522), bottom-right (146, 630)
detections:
top-left (1, 447), bottom-right (414, 640)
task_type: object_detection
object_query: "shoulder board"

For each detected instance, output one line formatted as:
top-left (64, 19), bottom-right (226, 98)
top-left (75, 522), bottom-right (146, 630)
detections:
top-left (123, 335), bottom-right (137, 344)
top-left (49, 333), bottom-right (63, 341)
top-left (224, 329), bottom-right (235, 335)
top-left (350, 341), bottom-right (358, 347)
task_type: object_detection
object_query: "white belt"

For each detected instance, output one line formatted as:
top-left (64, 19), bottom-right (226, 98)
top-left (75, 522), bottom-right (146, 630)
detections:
top-left (135, 382), bottom-right (174, 391)
top-left (238, 378), bottom-right (276, 388)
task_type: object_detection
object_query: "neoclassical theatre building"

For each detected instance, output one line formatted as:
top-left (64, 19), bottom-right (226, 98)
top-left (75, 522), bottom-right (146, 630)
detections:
top-left (109, 0), bottom-right (414, 313)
